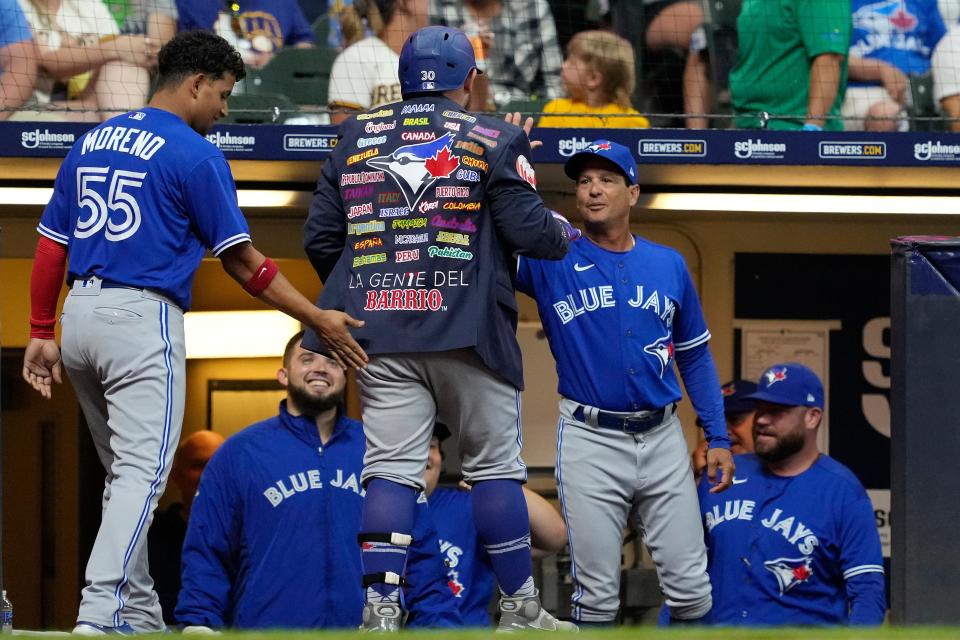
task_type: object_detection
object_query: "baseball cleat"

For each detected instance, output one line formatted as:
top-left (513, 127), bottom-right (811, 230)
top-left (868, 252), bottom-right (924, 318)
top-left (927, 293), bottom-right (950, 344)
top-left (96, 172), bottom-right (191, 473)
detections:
top-left (72, 621), bottom-right (136, 635)
top-left (359, 602), bottom-right (403, 632)
top-left (497, 590), bottom-right (578, 632)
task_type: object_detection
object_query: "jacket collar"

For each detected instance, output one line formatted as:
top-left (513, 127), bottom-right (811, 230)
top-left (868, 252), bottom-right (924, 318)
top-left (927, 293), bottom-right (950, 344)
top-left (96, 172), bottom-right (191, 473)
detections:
top-left (277, 400), bottom-right (351, 447)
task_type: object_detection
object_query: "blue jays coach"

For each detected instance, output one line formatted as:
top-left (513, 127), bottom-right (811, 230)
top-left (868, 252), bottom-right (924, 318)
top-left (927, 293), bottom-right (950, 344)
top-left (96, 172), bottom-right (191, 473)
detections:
top-left (303, 25), bottom-right (577, 631)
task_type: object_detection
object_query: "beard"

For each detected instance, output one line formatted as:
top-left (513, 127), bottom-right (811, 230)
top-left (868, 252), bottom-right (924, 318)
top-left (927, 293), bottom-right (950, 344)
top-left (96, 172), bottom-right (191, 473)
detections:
top-left (287, 379), bottom-right (342, 417)
top-left (754, 424), bottom-right (805, 463)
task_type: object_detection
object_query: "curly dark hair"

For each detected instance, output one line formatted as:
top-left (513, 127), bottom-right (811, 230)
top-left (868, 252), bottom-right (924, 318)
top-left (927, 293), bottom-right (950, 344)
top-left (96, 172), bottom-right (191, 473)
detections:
top-left (155, 30), bottom-right (246, 89)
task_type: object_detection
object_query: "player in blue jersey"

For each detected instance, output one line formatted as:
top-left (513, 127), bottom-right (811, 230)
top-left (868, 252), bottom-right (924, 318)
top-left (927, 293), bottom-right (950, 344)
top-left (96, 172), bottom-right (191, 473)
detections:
top-left (515, 139), bottom-right (734, 626)
top-left (424, 425), bottom-right (568, 626)
top-left (699, 362), bottom-right (886, 625)
top-left (21, 31), bottom-right (366, 635)
top-left (302, 25), bottom-right (576, 631)
top-left (176, 332), bottom-right (461, 631)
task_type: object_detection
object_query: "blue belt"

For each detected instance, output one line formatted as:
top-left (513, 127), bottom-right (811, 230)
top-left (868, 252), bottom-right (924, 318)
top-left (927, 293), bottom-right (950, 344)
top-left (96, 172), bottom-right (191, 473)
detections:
top-left (573, 404), bottom-right (672, 434)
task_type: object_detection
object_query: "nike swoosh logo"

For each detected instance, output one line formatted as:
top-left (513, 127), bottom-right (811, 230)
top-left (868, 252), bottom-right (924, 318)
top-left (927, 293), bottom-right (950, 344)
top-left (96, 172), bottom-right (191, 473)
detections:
top-left (732, 477), bottom-right (748, 485)
top-left (574, 262), bottom-right (595, 272)
top-left (257, 266), bottom-right (268, 278)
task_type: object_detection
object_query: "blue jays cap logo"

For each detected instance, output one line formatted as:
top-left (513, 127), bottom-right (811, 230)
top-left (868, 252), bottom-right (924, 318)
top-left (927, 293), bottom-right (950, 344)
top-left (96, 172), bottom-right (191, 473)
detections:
top-left (643, 333), bottom-right (674, 378)
top-left (763, 367), bottom-right (788, 387)
top-left (587, 141), bottom-right (612, 152)
top-left (763, 557), bottom-right (813, 595)
top-left (366, 132), bottom-right (461, 212)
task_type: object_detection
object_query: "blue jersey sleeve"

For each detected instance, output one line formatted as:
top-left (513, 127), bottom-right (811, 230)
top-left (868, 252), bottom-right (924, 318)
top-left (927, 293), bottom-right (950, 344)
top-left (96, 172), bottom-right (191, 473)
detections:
top-left (840, 495), bottom-right (886, 624)
top-left (0, 0), bottom-right (32, 47)
top-left (284, 0), bottom-right (315, 45)
top-left (515, 255), bottom-right (535, 297)
top-left (37, 158), bottom-right (74, 246)
top-left (672, 259), bottom-right (711, 352)
top-left (175, 450), bottom-right (242, 628)
top-left (675, 343), bottom-right (729, 448)
top-left (405, 500), bottom-right (463, 628)
top-left (182, 156), bottom-right (251, 256)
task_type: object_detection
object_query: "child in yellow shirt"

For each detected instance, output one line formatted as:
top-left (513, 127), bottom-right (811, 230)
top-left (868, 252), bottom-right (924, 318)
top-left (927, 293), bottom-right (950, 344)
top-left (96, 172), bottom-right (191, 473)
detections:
top-left (539, 30), bottom-right (649, 129)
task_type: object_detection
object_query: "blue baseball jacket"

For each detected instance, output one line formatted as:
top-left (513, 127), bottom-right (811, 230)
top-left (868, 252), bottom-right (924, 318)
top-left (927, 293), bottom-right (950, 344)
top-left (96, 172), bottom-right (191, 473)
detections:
top-left (174, 403), bottom-right (462, 629)
top-left (303, 95), bottom-right (569, 389)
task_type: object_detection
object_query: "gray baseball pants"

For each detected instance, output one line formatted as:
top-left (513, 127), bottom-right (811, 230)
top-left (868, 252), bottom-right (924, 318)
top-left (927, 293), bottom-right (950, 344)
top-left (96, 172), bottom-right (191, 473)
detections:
top-left (357, 349), bottom-right (527, 489)
top-left (555, 397), bottom-right (712, 622)
top-left (61, 282), bottom-right (185, 631)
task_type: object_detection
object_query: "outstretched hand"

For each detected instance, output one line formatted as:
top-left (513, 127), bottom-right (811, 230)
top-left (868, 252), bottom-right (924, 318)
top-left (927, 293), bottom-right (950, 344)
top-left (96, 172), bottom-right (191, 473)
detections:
top-left (23, 338), bottom-right (63, 399)
top-left (310, 309), bottom-right (368, 370)
top-left (504, 111), bottom-right (542, 150)
top-left (706, 447), bottom-right (735, 493)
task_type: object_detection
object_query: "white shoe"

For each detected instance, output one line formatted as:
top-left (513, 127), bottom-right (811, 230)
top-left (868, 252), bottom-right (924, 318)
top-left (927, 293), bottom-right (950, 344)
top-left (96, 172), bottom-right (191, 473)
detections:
top-left (72, 621), bottom-right (136, 635)
top-left (497, 590), bottom-right (578, 632)
top-left (359, 602), bottom-right (404, 632)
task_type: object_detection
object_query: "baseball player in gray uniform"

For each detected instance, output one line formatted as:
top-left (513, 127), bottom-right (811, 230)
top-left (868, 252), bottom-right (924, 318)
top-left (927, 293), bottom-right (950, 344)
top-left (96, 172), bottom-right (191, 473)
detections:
top-left (516, 140), bottom-right (734, 625)
top-left (22, 31), bottom-right (365, 634)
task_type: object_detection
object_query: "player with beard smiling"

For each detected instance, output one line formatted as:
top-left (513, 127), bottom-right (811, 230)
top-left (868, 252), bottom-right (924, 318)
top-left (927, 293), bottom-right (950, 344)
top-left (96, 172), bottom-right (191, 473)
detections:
top-left (694, 362), bottom-right (885, 626)
top-left (175, 331), bottom-right (460, 631)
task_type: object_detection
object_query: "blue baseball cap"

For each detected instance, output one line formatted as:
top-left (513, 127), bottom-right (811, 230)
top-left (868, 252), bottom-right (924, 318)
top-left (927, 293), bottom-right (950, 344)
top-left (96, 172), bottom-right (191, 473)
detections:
top-left (721, 379), bottom-right (758, 413)
top-left (745, 363), bottom-right (824, 408)
top-left (563, 139), bottom-right (638, 185)
top-left (398, 26), bottom-right (481, 98)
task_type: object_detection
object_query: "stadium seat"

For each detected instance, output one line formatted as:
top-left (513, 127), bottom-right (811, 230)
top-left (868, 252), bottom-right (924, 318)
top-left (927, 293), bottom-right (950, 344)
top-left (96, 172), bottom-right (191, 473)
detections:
top-left (499, 98), bottom-right (547, 119)
top-left (312, 14), bottom-right (330, 45)
top-left (247, 47), bottom-right (338, 107)
top-left (907, 72), bottom-right (944, 132)
top-left (222, 92), bottom-right (298, 124)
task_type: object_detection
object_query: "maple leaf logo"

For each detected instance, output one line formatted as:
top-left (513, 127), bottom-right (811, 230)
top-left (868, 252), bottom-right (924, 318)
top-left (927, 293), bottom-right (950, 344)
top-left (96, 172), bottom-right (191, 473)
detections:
top-left (792, 565), bottom-right (811, 582)
top-left (447, 579), bottom-right (463, 597)
top-left (890, 7), bottom-right (917, 31)
top-left (425, 145), bottom-right (460, 178)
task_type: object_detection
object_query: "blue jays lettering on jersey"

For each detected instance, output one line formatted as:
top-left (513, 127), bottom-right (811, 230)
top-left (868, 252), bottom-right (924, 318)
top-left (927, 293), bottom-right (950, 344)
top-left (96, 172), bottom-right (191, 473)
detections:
top-left (175, 403), bottom-right (461, 629)
top-left (698, 454), bottom-right (885, 625)
top-left (303, 96), bottom-right (567, 389)
top-left (516, 235), bottom-right (725, 438)
top-left (427, 487), bottom-right (496, 626)
top-left (37, 108), bottom-right (250, 310)
top-left (849, 0), bottom-right (946, 87)
top-left (176, 0), bottom-right (315, 49)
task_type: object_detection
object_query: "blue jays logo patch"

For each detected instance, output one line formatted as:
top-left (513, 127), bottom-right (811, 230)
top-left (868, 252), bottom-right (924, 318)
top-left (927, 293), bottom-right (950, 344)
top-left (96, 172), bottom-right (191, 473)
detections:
top-left (366, 133), bottom-right (461, 212)
top-left (763, 367), bottom-right (788, 387)
top-left (763, 556), bottom-right (813, 596)
top-left (643, 333), bottom-right (674, 377)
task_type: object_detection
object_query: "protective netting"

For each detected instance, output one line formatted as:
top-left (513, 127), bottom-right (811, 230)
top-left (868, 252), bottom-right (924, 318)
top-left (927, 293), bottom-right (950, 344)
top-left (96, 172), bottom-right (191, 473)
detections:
top-left (1, 0), bottom-right (959, 131)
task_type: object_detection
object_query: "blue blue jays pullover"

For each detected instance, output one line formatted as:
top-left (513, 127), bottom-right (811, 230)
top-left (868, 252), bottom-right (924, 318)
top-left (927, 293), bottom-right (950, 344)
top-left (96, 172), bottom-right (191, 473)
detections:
top-left (174, 402), bottom-right (462, 629)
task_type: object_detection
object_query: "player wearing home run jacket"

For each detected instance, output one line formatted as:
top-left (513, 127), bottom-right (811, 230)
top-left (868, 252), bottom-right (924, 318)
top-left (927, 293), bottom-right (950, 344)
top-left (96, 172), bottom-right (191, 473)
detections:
top-left (515, 139), bottom-right (734, 626)
top-left (175, 332), bottom-right (460, 630)
top-left (21, 32), bottom-right (365, 636)
top-left (697, 362), bottom-right (885, 625)
top-left (303, 25), bottom-right (576, 632)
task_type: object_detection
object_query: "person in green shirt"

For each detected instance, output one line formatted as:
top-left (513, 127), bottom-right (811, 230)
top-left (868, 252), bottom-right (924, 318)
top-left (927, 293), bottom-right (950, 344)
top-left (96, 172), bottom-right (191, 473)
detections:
top-left (729, 0), bottom-right (851, 131)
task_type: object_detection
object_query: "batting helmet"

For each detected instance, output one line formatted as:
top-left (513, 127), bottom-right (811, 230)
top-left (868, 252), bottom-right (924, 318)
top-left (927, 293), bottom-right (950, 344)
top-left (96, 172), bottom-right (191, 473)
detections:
top-left (398, 26), bottom-right (481, 98)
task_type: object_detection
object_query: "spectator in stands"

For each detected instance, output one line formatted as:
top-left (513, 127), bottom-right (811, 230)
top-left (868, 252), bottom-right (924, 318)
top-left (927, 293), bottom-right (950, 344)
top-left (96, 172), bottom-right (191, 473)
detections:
top-left (538, 29), bottom-right (649, 128)
top-left (175, 332), bottom-right (461, 631)
top-left (327, 0), bottom-right (428, 124)
top-left (176, 0), bottom-right (315, 69)
top-left (429, 0), bottom-right (564, 110)
top-left (844, 0), bottom-right (946, 132)
top-left (932, 23), bottom-right (960, 130)
top-left (147, 430), bottom-right (225, 625)
top-left (424, 424), bottom-right (567, 626)
top-left (0, 0), bottom-right (38, 119)
top-left (16, 0), bottom-right (160, 121)
top-left (729, 0), bottom-right (852, 130)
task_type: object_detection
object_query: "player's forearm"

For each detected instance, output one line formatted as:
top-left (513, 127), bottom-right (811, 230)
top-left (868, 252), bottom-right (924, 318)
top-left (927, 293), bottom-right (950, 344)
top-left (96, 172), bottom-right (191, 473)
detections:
top-left (675, 343), bottom-right (729, 448)
top-left (807, 53), bottom-right (842, 128)
top-left (524, 487), bottom-right (567, 558)
top-left (30, 237), bottom-right (68, 339)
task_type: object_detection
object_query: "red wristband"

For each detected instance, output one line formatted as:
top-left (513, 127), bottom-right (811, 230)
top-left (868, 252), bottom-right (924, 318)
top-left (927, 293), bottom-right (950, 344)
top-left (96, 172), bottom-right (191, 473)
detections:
top-left (30, 237), bottom-right (67, 340)
top-left (242, 257), bottom-right (279, 296)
